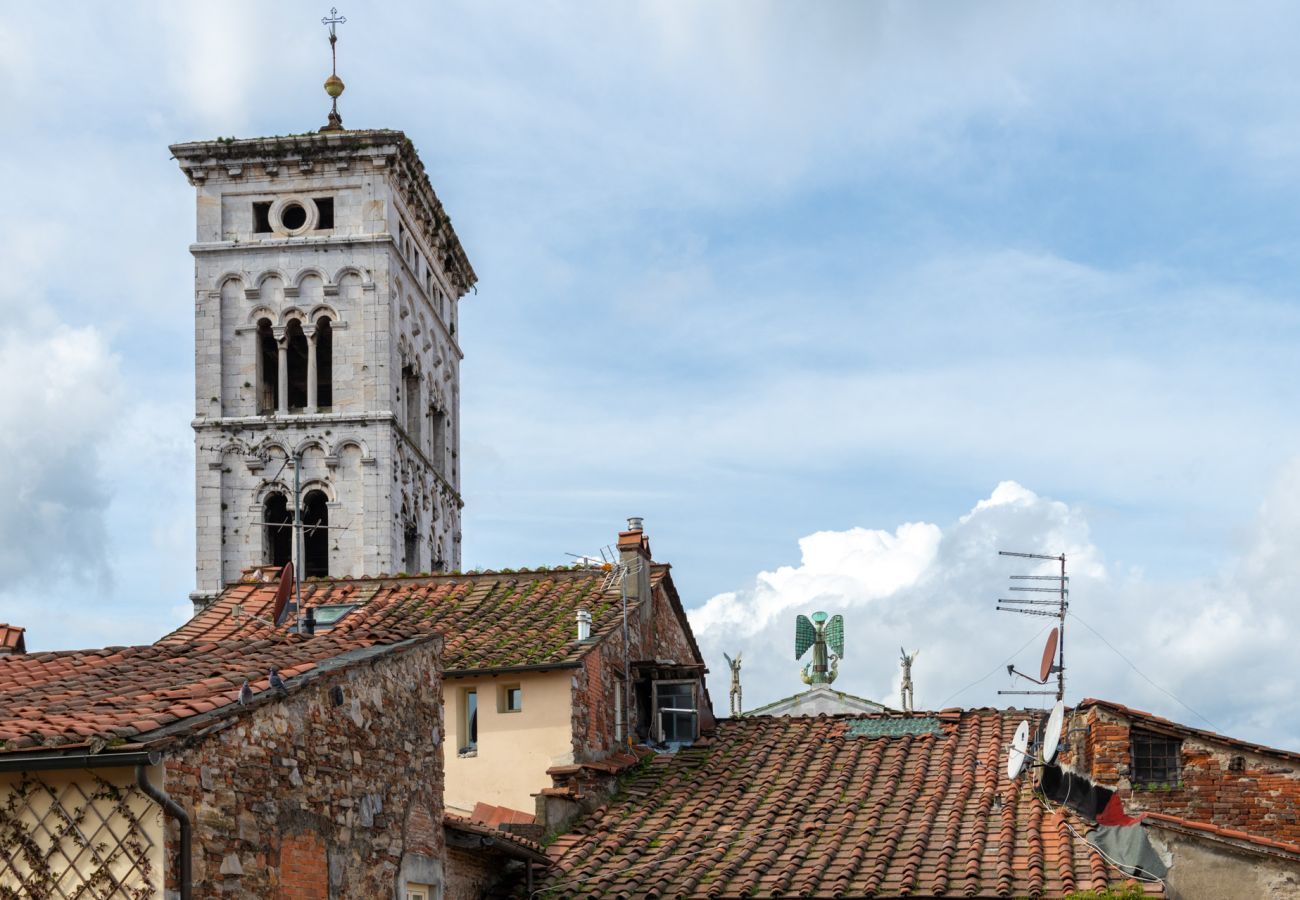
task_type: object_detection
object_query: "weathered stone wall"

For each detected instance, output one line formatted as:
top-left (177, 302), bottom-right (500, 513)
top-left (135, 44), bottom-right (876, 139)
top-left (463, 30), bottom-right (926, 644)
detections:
top-left (164, 640), bottom-right (445, 898)
top-left (1074, 706), bottom-right (1300, 845)
top-left (648, 583), bottom-right (699, 667)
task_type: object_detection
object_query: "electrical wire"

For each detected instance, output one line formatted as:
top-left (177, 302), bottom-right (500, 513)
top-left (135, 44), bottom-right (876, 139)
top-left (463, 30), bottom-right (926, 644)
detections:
top-left (937, 623), bottom-right (1051, 708)
top-left (1067, 610), bottom-right (1219, 732)
top-left (1031, 788), bottom-right (1167, 890)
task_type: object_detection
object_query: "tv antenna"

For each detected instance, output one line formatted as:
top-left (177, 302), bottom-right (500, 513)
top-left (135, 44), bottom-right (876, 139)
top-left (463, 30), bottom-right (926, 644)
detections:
top-left (996, 550), bottom-right (1067, 701)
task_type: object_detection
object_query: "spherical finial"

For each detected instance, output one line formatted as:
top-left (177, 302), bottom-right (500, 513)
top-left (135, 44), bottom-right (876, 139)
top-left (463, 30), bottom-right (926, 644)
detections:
top-left (324, 73), bottom-right (345, 99)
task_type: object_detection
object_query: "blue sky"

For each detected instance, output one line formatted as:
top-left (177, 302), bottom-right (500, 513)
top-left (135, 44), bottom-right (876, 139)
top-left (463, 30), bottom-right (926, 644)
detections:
top-left (5, 3), bottom-right (1300, 746)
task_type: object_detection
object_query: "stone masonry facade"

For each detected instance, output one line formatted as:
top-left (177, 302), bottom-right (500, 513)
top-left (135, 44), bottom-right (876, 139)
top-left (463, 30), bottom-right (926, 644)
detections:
top-left (163, 638), bottom-right (445, 898)
top-left (172, 131), bottom-right (476, 608)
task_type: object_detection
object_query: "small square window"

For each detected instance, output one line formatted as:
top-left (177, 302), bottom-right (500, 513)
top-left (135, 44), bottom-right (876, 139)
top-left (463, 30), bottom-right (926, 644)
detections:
top-left (499, 685), bottom-right (522, 713)
top-left (1131, 729), bottom-right (1182, 787)
top-left (253, 201), bottom-right (272, 234)
top-left (314, 197), bottom-right (334, 229)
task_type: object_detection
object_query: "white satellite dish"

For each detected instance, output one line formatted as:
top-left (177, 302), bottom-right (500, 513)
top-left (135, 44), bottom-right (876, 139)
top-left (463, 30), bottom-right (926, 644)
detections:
top-left (1007, 719), bottom-right (1030, 780)
top-left (1042, 700), bottom-right (1065, 764)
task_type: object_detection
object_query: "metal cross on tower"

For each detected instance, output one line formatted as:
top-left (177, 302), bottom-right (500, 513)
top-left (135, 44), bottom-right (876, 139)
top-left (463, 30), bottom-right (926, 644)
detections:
top-left (320, 8), bottom-right (347, 131)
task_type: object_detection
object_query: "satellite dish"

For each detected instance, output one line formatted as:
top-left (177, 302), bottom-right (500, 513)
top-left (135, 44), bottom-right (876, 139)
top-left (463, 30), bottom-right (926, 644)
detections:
top-left (1042, 700), bottom-right (1065, 764)
top-left (272, 561), bottom-right (294, 626)
top-left (1007, 719), bottom-right (1030, 780)
top-left (1039, 627), bottom-right (1060, 682)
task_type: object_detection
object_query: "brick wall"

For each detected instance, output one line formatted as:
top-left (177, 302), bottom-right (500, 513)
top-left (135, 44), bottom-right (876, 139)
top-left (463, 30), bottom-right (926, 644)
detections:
top-left (1072, 705), bottom-right (1300, 845)
top-left (164, 639), bottom-right (445, 898)
top-left (445, 846), bottom-right (498, 900)
top-left (570, 581), bottom-right (708, 760)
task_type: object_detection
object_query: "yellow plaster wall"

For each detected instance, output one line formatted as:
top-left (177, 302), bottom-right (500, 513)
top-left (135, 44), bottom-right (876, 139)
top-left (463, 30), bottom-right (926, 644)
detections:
top-left (0, 764), bottom-right (165, 896)
top-left (444, 671), bottom-right (573, 815)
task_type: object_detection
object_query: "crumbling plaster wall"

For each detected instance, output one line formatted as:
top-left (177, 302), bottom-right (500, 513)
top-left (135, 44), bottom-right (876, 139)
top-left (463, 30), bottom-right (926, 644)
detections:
top-left (1146, 828), bottom-right (1300, 900)
top-left (164, 641), bottom-right (445, 899)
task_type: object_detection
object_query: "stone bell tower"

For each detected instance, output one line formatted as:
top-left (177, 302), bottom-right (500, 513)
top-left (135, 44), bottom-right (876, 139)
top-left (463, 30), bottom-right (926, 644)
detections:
top-left (172, 126), bottom-right (475, 608)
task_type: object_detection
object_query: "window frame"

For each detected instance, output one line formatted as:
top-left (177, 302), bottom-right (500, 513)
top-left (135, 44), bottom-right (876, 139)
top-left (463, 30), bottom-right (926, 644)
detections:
top-left (498, 684), bottom-right (522, 714)
top-left (651, 679), bottom-right (699, 746)
top-left (459, 687), bottom-right (478, 753)
top-left (1130, 728), bottom-right (1182, 789)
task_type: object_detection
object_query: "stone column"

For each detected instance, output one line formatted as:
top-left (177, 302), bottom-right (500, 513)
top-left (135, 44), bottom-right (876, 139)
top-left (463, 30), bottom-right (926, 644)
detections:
top-left (305, 324), bottom-right (318, 413)
top-left (275, 331), bottom-right (289, 414)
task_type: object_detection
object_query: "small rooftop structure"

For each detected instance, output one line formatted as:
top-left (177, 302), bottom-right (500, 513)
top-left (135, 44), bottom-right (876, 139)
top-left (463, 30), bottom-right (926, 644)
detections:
top-left (745, 683), bottom-right (890, 717)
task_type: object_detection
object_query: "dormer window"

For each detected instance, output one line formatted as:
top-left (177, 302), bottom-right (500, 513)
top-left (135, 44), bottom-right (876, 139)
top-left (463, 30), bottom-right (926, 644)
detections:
top-left (1131, 729), bottom-right (1182, 788)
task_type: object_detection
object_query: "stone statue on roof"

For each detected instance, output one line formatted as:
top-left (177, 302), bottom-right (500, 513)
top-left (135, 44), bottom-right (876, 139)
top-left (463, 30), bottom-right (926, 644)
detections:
top-left (724, 651), bottom-right (743, 717)
top-left (796, 611), bottom-right (843, 685)
top-left (900, 647), bottom-right (919, 713)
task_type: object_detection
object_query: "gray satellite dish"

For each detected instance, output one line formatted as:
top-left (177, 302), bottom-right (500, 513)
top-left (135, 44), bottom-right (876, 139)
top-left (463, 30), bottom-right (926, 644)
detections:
top-left (1042, 700), bottom-right (1065, 765)
top-left (1007, 719), bottom-right (1030, 780)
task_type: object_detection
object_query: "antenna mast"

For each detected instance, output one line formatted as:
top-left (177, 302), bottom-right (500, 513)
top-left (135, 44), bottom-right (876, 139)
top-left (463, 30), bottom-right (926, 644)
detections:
top-left (996, 550), bottom-right (1067, 701)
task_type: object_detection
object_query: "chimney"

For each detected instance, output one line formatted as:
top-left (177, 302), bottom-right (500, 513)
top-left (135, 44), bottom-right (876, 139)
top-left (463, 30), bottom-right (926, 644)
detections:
top-left (617, 517), bottom-right (653, 609)
top-left (0, 625), bottom-right (25, 656)
top-left (577, 609), bottom-right (592, 642)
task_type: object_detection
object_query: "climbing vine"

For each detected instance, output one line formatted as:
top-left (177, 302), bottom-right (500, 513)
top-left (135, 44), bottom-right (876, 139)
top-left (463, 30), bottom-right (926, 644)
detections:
top-left (0, 773), bottom-right (155, 899)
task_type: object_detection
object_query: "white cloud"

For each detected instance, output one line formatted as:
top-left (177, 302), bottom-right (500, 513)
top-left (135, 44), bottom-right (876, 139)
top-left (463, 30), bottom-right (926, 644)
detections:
top-left (689, 475), bottom-right (1300, 751)
top-left (0, 325), bottom-right (122, 589)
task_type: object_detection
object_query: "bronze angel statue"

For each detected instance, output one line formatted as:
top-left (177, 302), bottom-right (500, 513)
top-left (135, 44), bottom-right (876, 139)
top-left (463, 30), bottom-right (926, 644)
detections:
top-left (796, 611), bottom-right (843, 685)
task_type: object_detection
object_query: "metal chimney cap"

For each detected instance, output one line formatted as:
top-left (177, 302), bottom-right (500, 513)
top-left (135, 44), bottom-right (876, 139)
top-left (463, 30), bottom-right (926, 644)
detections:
top-left (626, 517), bottom-right (644, 532)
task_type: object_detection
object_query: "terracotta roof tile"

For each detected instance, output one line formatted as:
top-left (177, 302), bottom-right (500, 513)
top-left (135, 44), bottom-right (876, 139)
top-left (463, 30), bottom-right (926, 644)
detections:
top-left (444, 814), bottom-right (550, 865)
top-left (1141, 811), bottom-right (1300, 857)
top-left (161, 567), bottom-right (669, 672)
top-left (542, 711), bottom-right (1165, 898)
top-left (0, 631), bottom-right (431, 752)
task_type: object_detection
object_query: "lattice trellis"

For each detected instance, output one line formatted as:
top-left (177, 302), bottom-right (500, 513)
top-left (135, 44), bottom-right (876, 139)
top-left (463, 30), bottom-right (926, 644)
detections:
top-left (0, 772), bottom-right (157, 899)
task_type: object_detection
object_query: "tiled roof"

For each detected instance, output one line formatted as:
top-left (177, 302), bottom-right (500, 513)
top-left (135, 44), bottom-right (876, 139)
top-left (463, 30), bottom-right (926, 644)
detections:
top-left (162, 566), bottom-right (670, 673)
top-left (1079, 698), bottom-right (1300, 762)
top-left (470, 802), bottom-right (535, 827)
top-left (0, 631), bottom-right (433, 753)
top-left (543, 711), bottom-right (1163, 899)
top-left (444, 814), bottom-right (551, 865)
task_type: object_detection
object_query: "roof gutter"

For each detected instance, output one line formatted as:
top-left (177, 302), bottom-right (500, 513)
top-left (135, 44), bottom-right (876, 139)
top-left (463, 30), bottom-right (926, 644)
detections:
top-left (137, 762), bottom-right (192, 900)
top-left (0, 748), bottom-right (158, 772)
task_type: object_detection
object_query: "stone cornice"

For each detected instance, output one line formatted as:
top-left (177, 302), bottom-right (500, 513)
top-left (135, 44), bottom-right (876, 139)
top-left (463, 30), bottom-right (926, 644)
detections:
top-left (172, 129), bottom-right (477, 297)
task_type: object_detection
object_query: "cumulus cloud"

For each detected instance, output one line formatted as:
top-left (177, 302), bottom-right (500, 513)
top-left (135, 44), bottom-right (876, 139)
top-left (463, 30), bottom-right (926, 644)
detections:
top-left (0, 326), bottom-right (121, 588)
top-left (689, 477), bottom-right (1300, 751)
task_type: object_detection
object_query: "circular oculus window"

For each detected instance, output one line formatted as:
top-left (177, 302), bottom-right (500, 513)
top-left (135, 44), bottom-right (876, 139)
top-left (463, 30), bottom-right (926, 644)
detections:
top-left (270, 196), bottom-right (319, 236)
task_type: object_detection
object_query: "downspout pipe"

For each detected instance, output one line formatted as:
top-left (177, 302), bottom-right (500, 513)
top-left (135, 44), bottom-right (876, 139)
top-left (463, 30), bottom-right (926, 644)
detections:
top-left (137, 762), bottom-right (192, 900)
